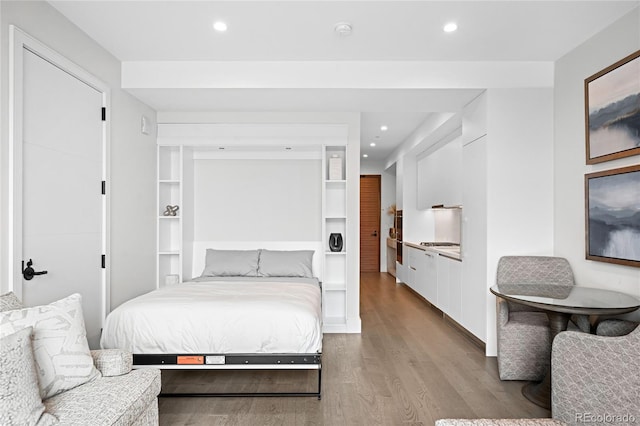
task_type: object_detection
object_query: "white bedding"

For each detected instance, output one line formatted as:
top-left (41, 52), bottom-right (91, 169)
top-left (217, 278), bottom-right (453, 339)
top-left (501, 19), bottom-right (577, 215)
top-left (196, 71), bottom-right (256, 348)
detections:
top-left (100, 278), bottom-right (322, 354)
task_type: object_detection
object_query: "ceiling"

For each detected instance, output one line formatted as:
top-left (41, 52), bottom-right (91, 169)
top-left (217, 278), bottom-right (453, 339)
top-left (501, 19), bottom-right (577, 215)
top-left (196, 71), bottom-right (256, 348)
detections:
top-left (49, 0), bottom-right (639, 162)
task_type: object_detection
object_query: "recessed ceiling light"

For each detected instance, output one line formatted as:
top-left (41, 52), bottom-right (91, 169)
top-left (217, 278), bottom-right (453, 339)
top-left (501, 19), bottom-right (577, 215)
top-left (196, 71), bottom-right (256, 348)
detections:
top-left (370, 142), bottom-right (376, 147)
top-left (213, 21), bottom-right (228, 32)
top-left (380, 125), bottom-right (388, 131)
top-left (443, 22), bottom-right (458, 33)
top-left (363, 154), bottom-right (368, 158)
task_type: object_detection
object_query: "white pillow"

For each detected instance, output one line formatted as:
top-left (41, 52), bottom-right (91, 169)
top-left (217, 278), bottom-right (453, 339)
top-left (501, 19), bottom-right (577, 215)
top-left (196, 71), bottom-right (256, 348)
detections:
top-left (0, 291), bottom-right (23, 312)
top-left (0, 327), bottom-right (58, 425)
top-left (0, 294), bottom-right (100, 400)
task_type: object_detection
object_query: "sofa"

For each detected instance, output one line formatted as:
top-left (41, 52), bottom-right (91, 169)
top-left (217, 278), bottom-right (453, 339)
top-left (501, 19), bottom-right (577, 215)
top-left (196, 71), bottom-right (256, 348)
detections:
top-left (0, 292), bottom-right (161, 425)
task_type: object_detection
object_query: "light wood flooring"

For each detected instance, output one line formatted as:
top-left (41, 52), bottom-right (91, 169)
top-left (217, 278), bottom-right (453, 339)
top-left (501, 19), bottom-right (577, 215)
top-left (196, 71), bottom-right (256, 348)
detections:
top-left (158, 272), bottom-right (550, 425)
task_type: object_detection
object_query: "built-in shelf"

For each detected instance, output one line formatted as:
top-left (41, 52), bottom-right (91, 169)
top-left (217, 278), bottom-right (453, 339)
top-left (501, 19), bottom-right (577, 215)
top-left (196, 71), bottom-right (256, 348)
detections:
top-left (322, 145), bottom-right (347, 329)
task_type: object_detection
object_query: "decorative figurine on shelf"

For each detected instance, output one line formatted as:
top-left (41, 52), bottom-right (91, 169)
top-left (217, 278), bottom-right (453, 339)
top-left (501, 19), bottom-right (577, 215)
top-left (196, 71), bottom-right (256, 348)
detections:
top-left (163, 205), bottom-right (179, 216)
top-left (329, 233), bottom-right (343, 252)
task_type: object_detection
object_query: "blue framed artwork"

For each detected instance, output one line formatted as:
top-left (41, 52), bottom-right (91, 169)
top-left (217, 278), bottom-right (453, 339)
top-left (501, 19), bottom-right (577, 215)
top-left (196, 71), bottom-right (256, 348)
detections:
top-left (585, 49), bottom-right (640, 164)
top-left (585, 164), bottom-right (640, 267)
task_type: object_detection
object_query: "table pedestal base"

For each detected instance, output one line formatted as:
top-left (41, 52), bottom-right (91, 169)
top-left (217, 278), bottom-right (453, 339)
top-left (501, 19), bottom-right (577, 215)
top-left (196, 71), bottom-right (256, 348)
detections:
top-left (522, 377), bottom-right (551, 409)
top-left (521, 311), bottom-right (570, 410)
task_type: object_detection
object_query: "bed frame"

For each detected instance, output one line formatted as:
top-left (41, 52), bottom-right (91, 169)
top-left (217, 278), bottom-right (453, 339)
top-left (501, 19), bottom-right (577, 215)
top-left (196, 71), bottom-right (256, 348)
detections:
top-left (137, 240), bottom-right (325, 399)
top-left (134, 353), bottom-right (322, 399)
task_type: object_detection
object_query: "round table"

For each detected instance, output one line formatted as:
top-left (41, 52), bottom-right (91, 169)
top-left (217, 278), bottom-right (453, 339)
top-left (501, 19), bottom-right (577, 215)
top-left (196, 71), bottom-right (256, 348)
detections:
top-left (490, 284), bottom-right (640, 409)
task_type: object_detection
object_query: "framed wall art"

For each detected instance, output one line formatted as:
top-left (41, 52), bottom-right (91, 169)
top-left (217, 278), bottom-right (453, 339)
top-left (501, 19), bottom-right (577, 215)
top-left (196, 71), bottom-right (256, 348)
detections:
top-left (585, 49), bottom-right (640, 164)
top-left (585, 164), bottom-right (640, 267)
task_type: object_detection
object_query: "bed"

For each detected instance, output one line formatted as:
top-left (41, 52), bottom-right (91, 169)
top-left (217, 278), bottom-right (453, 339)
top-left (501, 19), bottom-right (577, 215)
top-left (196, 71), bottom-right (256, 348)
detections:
top-left (101, 247), bottom-right (323, 398)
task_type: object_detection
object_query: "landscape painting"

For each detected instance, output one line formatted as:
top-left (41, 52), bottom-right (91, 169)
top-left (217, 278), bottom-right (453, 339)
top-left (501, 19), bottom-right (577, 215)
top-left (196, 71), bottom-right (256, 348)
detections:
top-left (586, 165), bottom-right (640, 267)
top-left (585, 49), bottom-right (640, 164)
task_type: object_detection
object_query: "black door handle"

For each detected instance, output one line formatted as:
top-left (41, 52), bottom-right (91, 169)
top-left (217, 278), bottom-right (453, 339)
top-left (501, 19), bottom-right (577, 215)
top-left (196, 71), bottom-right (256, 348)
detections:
top-left (22, 259), bottom-right (48, 281)
top-left (371, 231), bottom-right (378, 237)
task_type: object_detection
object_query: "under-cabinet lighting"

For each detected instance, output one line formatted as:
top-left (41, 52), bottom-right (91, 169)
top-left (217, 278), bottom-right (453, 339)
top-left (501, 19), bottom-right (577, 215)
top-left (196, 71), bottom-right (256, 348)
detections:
top-left (363, 154), bottom-right (368, 158)
top-left (370, 143), bottom-right (376, 147)
top-left (380, 125), bottom-right (388, 132)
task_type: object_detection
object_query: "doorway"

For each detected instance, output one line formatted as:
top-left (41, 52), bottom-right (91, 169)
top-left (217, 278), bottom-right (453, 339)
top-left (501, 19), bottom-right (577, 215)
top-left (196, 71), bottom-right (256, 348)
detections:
top-left (10, 27), bottom-right (109, 347)
top-left (360, 175), bottom-right (381, 272)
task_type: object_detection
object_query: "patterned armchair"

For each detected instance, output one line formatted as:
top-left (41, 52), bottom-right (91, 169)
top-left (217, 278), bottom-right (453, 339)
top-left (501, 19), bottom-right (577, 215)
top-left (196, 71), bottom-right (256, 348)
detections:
top-left (595, 319), bottom-right (638, 336)
top-left (437, 326), bottom-right (640, 426)
top-left (495, 256), bottom-right (577, 381)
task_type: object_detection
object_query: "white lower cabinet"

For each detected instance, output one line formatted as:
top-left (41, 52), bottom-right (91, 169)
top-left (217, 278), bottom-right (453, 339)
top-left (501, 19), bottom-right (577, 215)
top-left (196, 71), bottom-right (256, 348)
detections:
top-left (406, 246), bottom-right (420, 291)
top-left (436, 255), bottom-right (450, 314)
top-left (436, 254), bottom-right (463, 323)
top-left (447, 258), bottom-right (463, 323)
top-left (407, 246), bottom-right (438, 305)
top-left (422, 250), bottom-right (438, 304)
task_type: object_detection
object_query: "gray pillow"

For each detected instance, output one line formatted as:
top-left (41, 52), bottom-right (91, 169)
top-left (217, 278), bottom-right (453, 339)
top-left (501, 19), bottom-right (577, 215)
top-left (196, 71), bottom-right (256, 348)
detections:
top-left (201, 249), bottom-right (260, 277)
top-left (0, 292), bottom-right (24, 312)
top-left (258, 249), bottom-right (314, 278)
top-left (0, 327), bottom-right (57, 425)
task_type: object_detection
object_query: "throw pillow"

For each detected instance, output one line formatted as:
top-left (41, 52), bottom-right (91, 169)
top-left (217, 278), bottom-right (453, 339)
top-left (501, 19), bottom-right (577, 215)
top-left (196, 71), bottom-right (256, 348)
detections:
top-left (0, 293), bottom-right (100, 400)
top-left (0, 327), bottom-right (58, 425)
top-left (0, 291), bottom-right (24, 312)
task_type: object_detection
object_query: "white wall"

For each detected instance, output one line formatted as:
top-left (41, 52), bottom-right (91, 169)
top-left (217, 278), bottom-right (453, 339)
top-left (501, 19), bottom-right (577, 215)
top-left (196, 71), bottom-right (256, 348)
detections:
top-left (360, 160), bottom-right (397, 272)
top-left (194, 159), bottom-right (321, 241)
top-left (484, 88), bottom-right (555, 354)
top-left (0, 1), bottom-right (157, 311)
top-left (554, 8), bottom-right (640, 321)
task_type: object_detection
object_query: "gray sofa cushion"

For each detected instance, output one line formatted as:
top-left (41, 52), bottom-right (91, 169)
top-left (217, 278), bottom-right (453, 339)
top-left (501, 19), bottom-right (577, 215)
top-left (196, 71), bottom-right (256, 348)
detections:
top-left (44, 368), bottom-right (160, 426)
top-left (0, 327), bottom-right (57, 426)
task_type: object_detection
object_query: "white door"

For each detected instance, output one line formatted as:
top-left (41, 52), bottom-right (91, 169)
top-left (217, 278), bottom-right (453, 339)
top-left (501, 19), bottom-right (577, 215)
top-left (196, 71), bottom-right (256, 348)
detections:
top-left (16, 44), bottom-right (105, 347)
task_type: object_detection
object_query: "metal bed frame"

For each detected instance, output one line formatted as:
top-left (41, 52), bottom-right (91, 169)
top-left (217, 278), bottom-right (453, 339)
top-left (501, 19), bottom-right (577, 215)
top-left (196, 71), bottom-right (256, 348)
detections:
top-left (134, 353), bottom-right (322, 399)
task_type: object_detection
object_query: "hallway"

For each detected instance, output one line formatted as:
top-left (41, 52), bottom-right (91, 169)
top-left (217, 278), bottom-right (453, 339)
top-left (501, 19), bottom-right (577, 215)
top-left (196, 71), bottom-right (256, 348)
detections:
top-left (159, 273), bottom-right (549, 425)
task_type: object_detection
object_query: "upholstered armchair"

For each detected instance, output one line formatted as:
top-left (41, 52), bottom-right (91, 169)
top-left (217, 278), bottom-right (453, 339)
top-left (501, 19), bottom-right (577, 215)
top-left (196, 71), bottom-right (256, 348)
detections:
top-left (437, 326), bottom-right (640, 426)
top-left (595, 318), bottom-right (638, 336)
top-left (495, 256), bottom-right (578, 381)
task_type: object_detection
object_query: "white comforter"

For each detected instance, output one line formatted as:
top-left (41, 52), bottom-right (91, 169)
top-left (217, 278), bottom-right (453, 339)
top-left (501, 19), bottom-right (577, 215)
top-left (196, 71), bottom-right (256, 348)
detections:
top-left (100, 279), bottom-right (322, 354)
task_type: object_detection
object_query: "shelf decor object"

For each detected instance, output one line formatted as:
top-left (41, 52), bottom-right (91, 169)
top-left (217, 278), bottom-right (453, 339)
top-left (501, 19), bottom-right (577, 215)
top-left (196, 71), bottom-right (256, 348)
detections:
top-left (329, 154), bottom-right (343, 180)
top-left (329, 233), bottom-right (343, 252)
top-left (585, 49), bottom-right (640, 164)
top-left (163, 205), bottom-right (179, 216)
top-left (585, 164), bottom-right (640, 268)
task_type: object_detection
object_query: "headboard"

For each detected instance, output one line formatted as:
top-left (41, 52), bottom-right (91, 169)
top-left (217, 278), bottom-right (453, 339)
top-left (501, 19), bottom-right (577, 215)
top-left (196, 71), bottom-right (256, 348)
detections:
top-left (190, 241), bottom-right (323, 281)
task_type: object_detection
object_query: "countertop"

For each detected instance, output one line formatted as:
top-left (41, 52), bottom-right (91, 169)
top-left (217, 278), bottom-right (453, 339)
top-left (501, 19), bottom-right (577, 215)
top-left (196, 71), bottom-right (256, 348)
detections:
top-left (404, 241), bottom-right (462, 261)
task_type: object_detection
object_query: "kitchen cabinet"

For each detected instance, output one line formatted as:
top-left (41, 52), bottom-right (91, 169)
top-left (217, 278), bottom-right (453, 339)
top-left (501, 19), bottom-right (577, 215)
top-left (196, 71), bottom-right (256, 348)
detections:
top-left (440, 255), bottom-right (462, 320)
top-left (436, 254), bottom-right (450, 314)
top-left (406, 246), bottom-right (421, 291)
top-left (416, 137), bottom-right (463, 209)
top-left (422, 250), bottom-right (438, 304)
top-left (448, 258), bottom-right (462, 322)
top-left (436, 254), bottom-right (463, 322)
top-left (405, 245), bottom-right (438, 305)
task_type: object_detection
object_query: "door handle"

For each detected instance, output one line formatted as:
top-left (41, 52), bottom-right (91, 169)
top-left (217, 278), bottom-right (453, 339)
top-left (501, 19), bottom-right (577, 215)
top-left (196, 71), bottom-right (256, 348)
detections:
top-left (22, 259), bottom-right (48, 281)
top-left (371, 231), bottom-right (378, 237)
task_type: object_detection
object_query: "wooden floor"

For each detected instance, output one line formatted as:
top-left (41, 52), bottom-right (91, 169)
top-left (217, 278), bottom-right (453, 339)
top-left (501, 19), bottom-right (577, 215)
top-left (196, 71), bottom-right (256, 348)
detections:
top-left (158, 272), bottom-right (550, 425)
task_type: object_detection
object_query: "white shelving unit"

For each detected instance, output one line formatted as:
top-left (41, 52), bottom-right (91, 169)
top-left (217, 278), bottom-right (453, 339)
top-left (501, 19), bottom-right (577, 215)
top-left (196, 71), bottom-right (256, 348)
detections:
top-left (322, 145), bottom-right (348, 330)
top-left (156, 145), bottom-right (193, 288)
